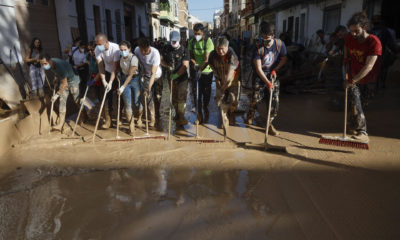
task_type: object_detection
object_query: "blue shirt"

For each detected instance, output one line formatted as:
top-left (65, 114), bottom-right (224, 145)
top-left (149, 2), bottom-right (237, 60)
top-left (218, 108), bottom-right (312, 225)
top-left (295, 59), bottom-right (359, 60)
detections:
top-left (253, 39), bottom-right (287, 72)
top-left (51, 58), bottom-right (80, 84)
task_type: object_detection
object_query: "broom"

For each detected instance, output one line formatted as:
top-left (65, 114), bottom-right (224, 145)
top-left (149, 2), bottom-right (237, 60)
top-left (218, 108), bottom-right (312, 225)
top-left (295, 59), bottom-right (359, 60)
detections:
top-left (319, 67), bottom-right (369, 150)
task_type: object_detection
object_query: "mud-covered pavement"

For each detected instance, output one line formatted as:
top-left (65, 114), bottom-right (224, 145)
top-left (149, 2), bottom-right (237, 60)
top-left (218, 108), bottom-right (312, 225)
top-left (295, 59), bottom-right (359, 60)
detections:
top-left (1, 69), bottom-right (400, 239)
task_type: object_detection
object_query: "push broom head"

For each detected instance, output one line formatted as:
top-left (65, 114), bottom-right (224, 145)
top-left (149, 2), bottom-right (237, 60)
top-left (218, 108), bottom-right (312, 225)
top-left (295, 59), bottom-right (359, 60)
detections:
top-left (319, 136), bottom-right (369, 150)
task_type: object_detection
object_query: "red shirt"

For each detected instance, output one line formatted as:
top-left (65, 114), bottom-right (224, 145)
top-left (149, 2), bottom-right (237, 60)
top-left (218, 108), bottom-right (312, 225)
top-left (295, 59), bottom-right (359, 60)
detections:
top-left (345, 34), bottom-right (382, 84)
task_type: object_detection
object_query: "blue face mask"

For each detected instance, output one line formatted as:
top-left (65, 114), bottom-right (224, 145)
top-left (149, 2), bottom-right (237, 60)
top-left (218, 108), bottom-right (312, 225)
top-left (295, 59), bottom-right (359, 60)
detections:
top-left (97, 44), bottom-right (105, 52)
top-left (120, 50), bottom-right (129, 57)
top-left (43, 64), bottom-right (50, 70)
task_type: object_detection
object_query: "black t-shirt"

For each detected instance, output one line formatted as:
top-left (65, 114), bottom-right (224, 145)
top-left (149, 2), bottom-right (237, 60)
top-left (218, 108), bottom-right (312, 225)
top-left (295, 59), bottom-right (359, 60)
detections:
top-left (162, 44), bottom-right (190, 81)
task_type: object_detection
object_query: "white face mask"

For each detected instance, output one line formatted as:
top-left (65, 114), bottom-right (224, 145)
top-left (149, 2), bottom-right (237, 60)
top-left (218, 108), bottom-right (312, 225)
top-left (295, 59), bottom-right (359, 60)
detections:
top-left (171, 41), bottom-right (180, 49)
top-left (195, 35), bottom-right (203, 41)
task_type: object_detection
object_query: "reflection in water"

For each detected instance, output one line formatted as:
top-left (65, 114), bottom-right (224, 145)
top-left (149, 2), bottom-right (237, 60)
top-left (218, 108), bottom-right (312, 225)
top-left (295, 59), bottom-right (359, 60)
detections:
top-left (0, 167), bottom-right (274, 239)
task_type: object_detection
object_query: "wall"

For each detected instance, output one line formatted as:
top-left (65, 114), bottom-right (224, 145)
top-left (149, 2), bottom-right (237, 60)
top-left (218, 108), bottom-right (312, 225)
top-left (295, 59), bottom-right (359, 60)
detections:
top-left (15, 0), bottom-right (61, 58)
top-left (0, 0), bottom-right (20, 64)
top-left (275, 0), bottom-right (364, 44)
top-left (54, 0), bottom-right (78, 58)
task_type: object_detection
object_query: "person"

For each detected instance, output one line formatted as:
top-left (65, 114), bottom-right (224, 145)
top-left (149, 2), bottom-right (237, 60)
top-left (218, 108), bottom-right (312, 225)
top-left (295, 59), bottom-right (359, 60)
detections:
top-left (343, 11), bottom-right (382, 142)
top-left (188, 23), bottom-right (214, 123)
top-left (25, 37), bottom-right (45, 97)
top-left (134, 37), bottom-right (162, 128)
top-left (72, 41), bottom-right (89, 97)
top-left (117, 40), bottom-right (142, 134)
top-left (371, 15), bottom-right (398, 88)
top-left (246, 21), bottom-right (287, 136)
top-left (39, 53), bottom-right (83, 132)
top-left (86, 41), bottom-right (100, 91)
top-left (161, 31), bottom-right (190, 126)
top-left (205, 36), bottom-right (240, 126)
top-left (67, 38), bottom-right (81, 63)
top-left (95, 33), bottom-right (120, 129)
top-left (328, 25), bottom-right (348, 56)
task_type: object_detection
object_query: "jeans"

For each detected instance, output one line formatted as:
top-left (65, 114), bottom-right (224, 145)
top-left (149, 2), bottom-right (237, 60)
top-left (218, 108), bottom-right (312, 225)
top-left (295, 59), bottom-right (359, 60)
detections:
top-left (59, 80), bottom-right (80, 113)
top-left (121, 74), bottom-right (142, 114)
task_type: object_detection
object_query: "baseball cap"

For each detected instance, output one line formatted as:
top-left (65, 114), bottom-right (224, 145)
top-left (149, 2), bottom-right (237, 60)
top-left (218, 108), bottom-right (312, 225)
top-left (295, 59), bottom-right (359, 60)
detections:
top-left (170, 31), bottom-right (180, 42)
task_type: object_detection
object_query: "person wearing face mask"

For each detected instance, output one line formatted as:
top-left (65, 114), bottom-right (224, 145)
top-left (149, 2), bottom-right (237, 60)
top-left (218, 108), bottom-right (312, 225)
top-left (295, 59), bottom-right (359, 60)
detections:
top-left (188, 23), bottom-right (214, 123)
top-left (204, 36), bottom-right (240, 127)
top-left (161, 31), bottom-right (190, 126)
top-left (117, 40), bottom-right (142, 134)
top-left (247, 21), bottom-right (287, 136)
top-left (39, 53), bottom-right (90, 132)
top-left (95, 33), bottom-right (120, 129)
top-left (343, 11), bottom-right (382, 142)
top-left (72, 42), bottom-right (89, 97)
top-left (134, 37), bottom-right (162, 128)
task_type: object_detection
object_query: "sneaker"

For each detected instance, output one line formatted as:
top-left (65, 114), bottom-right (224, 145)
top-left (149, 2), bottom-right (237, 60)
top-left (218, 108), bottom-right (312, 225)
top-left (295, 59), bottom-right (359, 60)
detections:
top-left (351, 132), bottom-right (369, 142)
top-left (268, 124), bottom-right (279, 136)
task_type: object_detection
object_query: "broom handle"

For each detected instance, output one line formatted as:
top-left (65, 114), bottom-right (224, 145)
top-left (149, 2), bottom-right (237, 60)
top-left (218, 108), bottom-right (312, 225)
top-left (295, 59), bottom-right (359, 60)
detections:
top-left (168, 77), bottom-right (173, 140)
top-left (49, 87), bottom-right (56, 134)
top-left (265, 76), bottom-right (274, 145)
top-left (343, 65), bottom-right (348, 139)
top-left (92, 87), bottom-right (109, 143)
top-left (344, 87), bottom-right (348, 139)
top-left (145, 89), bottom-right (149, 135)
top-left (195, 70), bottom-right (200, 138)
top-left (71, 85), bottom-right (89, 137)
top-left (116, 76), bottom-right (121, 139)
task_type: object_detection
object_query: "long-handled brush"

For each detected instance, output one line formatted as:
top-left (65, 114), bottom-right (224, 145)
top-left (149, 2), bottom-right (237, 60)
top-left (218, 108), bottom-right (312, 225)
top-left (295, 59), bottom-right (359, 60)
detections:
top-left (141, 90), bottom-right (166, 140)
top-left (176, 70), bottom-right (222, 143)
top-left (264, 76), bottom-right (287, 152)
top-left (92, 85), bottom-right (110, 143)
top-left (48, 87), bottom-right (56, 134)
top-left (319, 67), bottom-right (369, 150)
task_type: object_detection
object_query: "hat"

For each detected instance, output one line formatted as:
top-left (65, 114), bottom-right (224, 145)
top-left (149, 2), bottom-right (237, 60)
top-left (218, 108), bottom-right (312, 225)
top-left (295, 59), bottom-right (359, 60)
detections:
top-left (170, 31), bottom-right (180, 42)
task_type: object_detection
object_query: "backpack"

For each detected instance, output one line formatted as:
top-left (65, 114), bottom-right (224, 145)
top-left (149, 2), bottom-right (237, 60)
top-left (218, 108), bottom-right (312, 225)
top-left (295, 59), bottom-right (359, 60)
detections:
top-left (69, 47), bottom-right (79, 66)
top-left (257, 38), bottom-right (283, 58)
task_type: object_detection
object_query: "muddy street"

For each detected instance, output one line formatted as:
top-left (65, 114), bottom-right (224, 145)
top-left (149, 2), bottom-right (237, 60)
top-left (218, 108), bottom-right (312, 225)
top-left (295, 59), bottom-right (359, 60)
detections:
top-left (1, 69), bottom-right (400, 239)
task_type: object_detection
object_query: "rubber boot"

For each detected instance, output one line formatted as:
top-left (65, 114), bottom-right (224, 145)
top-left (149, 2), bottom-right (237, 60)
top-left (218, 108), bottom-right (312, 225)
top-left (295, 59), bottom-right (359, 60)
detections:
top-left (204, 106), bottom-right (209, 123)
top-left (221, 104), bottom-right (229, 130)
top-left (197, 103), bottom-right (203, 124)
top-left (101, 107), bottom-right (111, 129)
top-left (53, 112), bottom-right (65, 132)
top-left (268, 123), bottom-right (279, 136)
top-left (149, 106), bottom-right (156, 128)
top-left (228, 105), bottom-right (236, 126)
top-left (126, 111), bottom-right (135, 135)
top-left (176, 103), bottom-right (188, 126)
top-left (246, 103), bottom-right (256, 125)
top-left (173, 103), bottom-right (179, 121)
top-left (136, 110), bottom-right (143, 128)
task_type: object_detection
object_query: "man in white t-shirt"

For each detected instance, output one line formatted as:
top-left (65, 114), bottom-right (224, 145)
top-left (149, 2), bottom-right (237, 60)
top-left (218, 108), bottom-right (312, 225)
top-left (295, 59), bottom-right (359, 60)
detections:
top-left (95, 33), bottom-right (120, 129)
top-left (134, 37), bottom-right (162, 127)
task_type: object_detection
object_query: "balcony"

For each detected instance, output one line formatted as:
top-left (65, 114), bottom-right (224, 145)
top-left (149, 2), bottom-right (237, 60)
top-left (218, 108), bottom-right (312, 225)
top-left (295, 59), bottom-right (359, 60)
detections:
top-left (150, 2), bottom-right (160, 17)
top-left (241, 0), bottom-right (254, 18)
top-left (159, 1), bottom-right (174, 22)
top-left (253, 0), bottom-right (269, 14)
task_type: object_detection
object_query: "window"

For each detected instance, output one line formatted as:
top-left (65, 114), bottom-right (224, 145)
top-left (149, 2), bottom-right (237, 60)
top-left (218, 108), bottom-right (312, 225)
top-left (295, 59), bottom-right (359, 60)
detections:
top-left (283, 19), bottom-right (287, 33)
top-left (93, 5), bottom-right (102, 35)
top-left (295, 16), bottom-right (299, 42)
top-left (115, 10), bottom-right (122, 43)
top-left (105, 9), bottom-right (113, 41)
top-left (287, 16), bottom-right (294, 39)
top-left (300, 13), bottom-right (306, 43)
top-left (323, 4), bottom-right (341, 34)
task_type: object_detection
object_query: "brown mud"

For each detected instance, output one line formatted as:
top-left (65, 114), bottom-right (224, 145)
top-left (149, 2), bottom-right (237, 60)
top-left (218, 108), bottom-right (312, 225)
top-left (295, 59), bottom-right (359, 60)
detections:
top-left (1, 67), bottom-right (400, 239)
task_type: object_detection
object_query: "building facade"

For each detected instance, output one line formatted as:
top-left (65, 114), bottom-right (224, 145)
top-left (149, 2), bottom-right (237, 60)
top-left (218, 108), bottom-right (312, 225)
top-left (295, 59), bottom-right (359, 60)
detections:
top-left (226, 0), bottom-right (398, 43)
